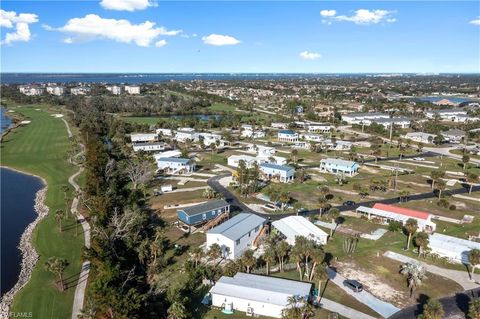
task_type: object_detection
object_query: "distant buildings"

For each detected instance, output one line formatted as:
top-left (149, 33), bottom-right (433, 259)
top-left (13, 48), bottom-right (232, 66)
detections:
top-left (206, 213), bottom-right (266, 260)
top-left (124, 85), bottom-right (140, 95)
top-left (175, 128), bottom-right (200, 142)
top-left (277, 130), bottom-right (299, 142)
top-left (132, 141), bottom-right (167, 152)
top-left (271, 122), bottom-right (288, 129)
top-left (130, 133), bottom-right (158, 143)
top-left (272, 216), bottom-right (328, 245)
top-left (46, 86), bottom-right (65, 96)
top-left (70, 86), bottom-right (90, 95)
top-left (441, 129), bottom-right (466, 144)
top-left (177, 199), bottom-right (230, 229)
top-left (241, 125), bottom-right (266, 138)
top-left (356, 203), bottom-right (436, 232)
top-left (259, 163), bottom-right (295, 183)
top-left (227, 154), bottom-right (287, 168)
top-left (19, 85), bottom-right (44, 96)
top-left (373, 117), bottom-right (411, 129)
top-left (106, 85), bottom-right (122, 95)
top-left (319, 158), bottom-right (359, 176)
top-left (404, 132), bottom-right (436, 144)
top-left (433, 99), bottom-right (459, 107)
top-left (247, 144), bottom-right (276, 157)
top-left (426, 109), bottom-right (468, 122)
top-left (156, 128), bottom-right (174, 136)
top-left (156, 157), bottom-right (195, 174)
top-left (307, 123), bottom-right (332, 133)
top-left (342, 112), bottom-right (389, 125)
top-left (209, 273), bottom-right (312, 318)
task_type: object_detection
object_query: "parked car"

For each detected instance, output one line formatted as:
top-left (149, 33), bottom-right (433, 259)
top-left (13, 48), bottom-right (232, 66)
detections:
top-left (297, 208), bottom-right (309, 215)
top-left (264, 203), bottom-right (277, 211)
top-left (413, 157), bottom-right (425, 161)
top-left (343, 280), bottom-right (363, 292)
top-left (342, 200), bottom-right (356, 206)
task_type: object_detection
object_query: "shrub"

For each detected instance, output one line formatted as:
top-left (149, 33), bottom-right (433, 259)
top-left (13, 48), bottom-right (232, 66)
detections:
top-left (388, 220), bottom-right (403, 232)
top-left (437, 198), bottom-right (449, 208)
top-left (449, 204), bottom-right (456, 211)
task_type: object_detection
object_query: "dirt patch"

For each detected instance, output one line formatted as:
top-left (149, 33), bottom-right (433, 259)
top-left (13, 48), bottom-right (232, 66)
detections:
top-left (361, 166), bottom-right (380, 174)
top-left (336, 261), bottom-right (407, 307)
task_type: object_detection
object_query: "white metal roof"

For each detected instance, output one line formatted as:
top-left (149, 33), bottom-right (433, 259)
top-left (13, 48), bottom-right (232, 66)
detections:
top-left (272, 216), bottom-right (328, 245)
top-left (207, 213), bottom-right (265, 241)
top-left (209, 273), bottom-right (312, 306)
top-left (430, 233), bottom-right (480, 256)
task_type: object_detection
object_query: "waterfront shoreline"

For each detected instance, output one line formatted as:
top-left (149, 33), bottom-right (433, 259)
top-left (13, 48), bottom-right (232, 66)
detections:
top-left (0, 167), bottom-right (48, 318)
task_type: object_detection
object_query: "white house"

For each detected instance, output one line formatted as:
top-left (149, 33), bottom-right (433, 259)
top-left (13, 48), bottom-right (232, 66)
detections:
top-left (257, 156), bottom-right (287, 166)
top-left (176, 129), bottom-right (200, 142)
top-left (321, 140), bottom-right (352, 151)
top-left (132, 142), bottom-right (167, 152)
top-left (19, 85), bottom-right (44, 96)
top-left (46, 86), bottom-right (65, 96)
top-left (130, 133), bottom-right (158, 143)
top-left (404, 132), bottom-right (436, 144)
top-left (426, 109), bottom-right (468, 122)
top-left (307, 123), bottom-right (332, 133)
top-left (259, 163), bottom-right (295, 183)
top-left (124, 85), bottom-right (140, 95)
top-left (441, 129), bottom-right (466, 144)
top-left (319, 158), bottom-right (359, 176)
top-left (356, 203), bottom-right (436, 232)
top-left (106, 85), bottom-right (122, 95)
top-left (428, 233), bottom-right (480, 264)
top-left (271, 122), bottom-right (288, 129)
top-left (241, 125), bottom-right (266, 138)
top-left (209, 273), bottom-right (312, 318)
top-left (342, 112), bottom-right (389, 125)
top-left (227, 155), bottom-right (257, 168)
top-left (301, 133), bottom-right (324, 142)
top-left (70, 86), bottom-right (90, 95)
top-left (272, 216), bottom-right (328, 245)
top-left (373, 117), bottom-right (411, 129)
top-left (206, 213), bottom-right (266, 260)
top-left (156, 128), bottom-right (174, 136)
top-left (199, 132), bottom-right (223, 146)
top-left (153, 150), bottom-right (182, 159)
top-left (292, 141), bottom-right (311, 150)
top-left (156, 157), bottom-right (195, 174)
top-left (278, 130), bottom-right (299, 142)
top-left (247, 144), bottom-right (276, 157)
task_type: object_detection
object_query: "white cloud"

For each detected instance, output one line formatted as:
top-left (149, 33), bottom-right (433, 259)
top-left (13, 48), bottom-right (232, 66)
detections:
top-left (0, 9), bottom-right (38, 45)
top-left (49, 14), bottom-right (180, 47)
top-left (100, 0), bottom-right (156, 11)
top-left (300, 51), bottom-right (321, 60)
top-left (334, 9), bottom-right (396, 25)
top-left (470, 17), bottom-right (480, 25)
top-left (155, 39), bottom-right (167, 47)
top-left (202, 34), bottom-right (240, 46)
top-left (320, 10), bottom-right (336, 17)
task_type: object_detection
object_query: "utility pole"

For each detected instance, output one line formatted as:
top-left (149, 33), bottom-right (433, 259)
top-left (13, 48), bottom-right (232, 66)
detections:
top-left (394, 165), bottom-right (399, 191)
top-left (389, 121), bottom-right (394, 143)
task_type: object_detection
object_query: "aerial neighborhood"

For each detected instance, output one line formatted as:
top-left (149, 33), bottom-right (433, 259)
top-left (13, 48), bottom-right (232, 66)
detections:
top-left (3, 74), bottom-right (480, 319)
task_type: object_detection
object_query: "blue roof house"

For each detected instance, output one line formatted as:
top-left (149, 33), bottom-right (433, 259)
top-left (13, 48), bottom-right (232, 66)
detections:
top-left (177, 199), bottom-right (230, 229)
top-left (260, 163), bottom-right (295, 183)
top-left (319, 158), bottom-right (359, 177)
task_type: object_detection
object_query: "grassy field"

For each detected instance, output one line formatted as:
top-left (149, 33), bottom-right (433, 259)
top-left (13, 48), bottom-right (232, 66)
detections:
top-left (208, 103), bottom-right (238, 113)
top-left (2, 105), bottom-right (84, 319)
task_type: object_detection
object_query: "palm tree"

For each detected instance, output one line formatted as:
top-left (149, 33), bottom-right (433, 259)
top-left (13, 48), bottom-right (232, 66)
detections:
top-left (317, 196), bottom-right (329, 217)
top-left (400, 262), bottom-right (427, 298)
top-left (282, 295), bottom-right (303, 319)
top-left (462, 154), bottom-right (470, 170)
top-left (55, 209), bottom-right (65, 233)
top-left (422, 299), bottom-right (444, 319)
top-left (263, 249), bottom-right (276, 275)
top-left (430, 170), bottom-right (445, 190)
top-left (208, 243), bottom-right (222, 262)
top-left (312, 264), bottom-right (329, 302)
top-left (328, 208), bottom-right (340, 238)
top-left (275, 241), bottom-right (290, 272)
top-left (468, 298), bottom-right (480, 319)
top-left (191, 246), bottom-right (204, 268)
top-left (202, 187), bottom-right (216, 199)
top-left (415, 232), bottom-right (429, 258)
top-left (436, 179), bottom-right (446, 199)
top-left (469, 249), bottom-right (480, 277)
top-left (467, 172), bottom-right (479, 194)
top-left (167, 301), bottom-right (188, 319)
top-left (309, 248), bottom-right (326, 281)
top-left (44, 257), bottom-right (68, 291)
top-left (241, 250), bottom-right (256, 273)
top-left (404, 218), bottom-right (418, 250)
top-left (291, 246), bottom-right (304, 280)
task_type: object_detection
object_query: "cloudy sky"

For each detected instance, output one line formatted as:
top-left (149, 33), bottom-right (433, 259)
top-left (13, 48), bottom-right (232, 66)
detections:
top-left (1, 1), bottom-right (479, 73)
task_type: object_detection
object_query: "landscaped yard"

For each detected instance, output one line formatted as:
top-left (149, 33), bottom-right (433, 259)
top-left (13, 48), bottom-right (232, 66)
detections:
top-left (2, 105), bottom-right (84, 319)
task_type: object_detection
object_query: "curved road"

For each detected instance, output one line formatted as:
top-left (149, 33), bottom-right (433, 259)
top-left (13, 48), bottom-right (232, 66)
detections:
top-left (207, 174), bottom-right (480, 221)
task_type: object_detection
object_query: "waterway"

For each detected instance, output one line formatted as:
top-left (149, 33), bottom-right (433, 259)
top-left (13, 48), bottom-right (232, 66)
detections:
top-left (0, 168), bottom-right (43, 296)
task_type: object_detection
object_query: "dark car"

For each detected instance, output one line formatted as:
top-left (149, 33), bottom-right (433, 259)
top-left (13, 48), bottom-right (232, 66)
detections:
top-left (342, 200), bottom-right (356, 206)
top-left (297, 208), bottom-right (309, 215)
top-left (343, 280), bottom-right (363, 292)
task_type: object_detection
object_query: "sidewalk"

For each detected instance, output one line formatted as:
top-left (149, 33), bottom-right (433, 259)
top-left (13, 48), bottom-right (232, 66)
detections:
top-left (320, 297), bottom-right (378, 319)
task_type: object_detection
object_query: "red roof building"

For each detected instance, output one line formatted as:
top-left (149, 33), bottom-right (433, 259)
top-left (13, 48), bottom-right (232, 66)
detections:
top-left (373, 203), bottom-right (431, 220)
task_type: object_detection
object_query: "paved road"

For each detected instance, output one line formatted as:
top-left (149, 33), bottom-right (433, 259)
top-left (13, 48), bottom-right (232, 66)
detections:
top-left (207, 174), bottom-right (480, 221)
top-left (327, 267), bottom-right (400, 318)
top-left (424, 145), bottom-right (480, 165)
top-left (383, 251), bottom-right (480, 290)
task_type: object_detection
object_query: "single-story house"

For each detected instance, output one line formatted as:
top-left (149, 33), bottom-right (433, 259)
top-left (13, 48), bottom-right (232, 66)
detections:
top-left (271, 122), bottom-right (288, 129)
top-left (176, 129), bottom-right (200, 142)
top-left (301, 133), bottom-right (324, 142)
top-left (206, 213), bottom-right (266, 260)
top-left (124, 85), bottom-right (140, 95)
top-left (257, 156), bottom-right (287, 166)
top-left (307, 123), bottom-right (332, 133)
top-left (106, 85), bottom-right (121, 95)
top-left (272, 216), bottom-right (328, 245)
top-left (441, 129), bottom-right (466, 144)
top-left (132, 142), bottom-right (167, 152)
top-left (227, 155), bottom-right (257, 168)
top-left (153, 150), bottom-right (182, 160)
top-left (156, 128), bottom-right (174, 136)
top-left (177, 199), bottom-right (230, 228)
top-left (209, 273), bottom-right (312, 318)
top-left (130, 133), bottom-right (158, 143)
top-left (319, 158), bottom-right (359, 176)
top-left (373, 117), bottom-right (411, 129)
top-left (321, 140), bottom-right (352, 151)
top-left (156, 157), bottom-right (195, 174)
top-left (247, 144), bottom-right (276, 156)
top-left (342, 112), bottom-right (389, 125)
top-left (426, 109), bottom-right (468, 121)
top-left (356, 203), bottom-right (436, 232)
top-left (404, 132), bottom-right (436, 144)
top-left (278, 130), bottom-right (299, 142)
top-left (70, 86), bottom-right (90, 95)
top-left (259, 163), bottom-right (295, 183)
top-left (428, 233), bottom-right (480, 264)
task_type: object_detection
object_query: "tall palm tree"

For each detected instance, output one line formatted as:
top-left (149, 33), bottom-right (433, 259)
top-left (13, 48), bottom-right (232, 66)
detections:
top-left (167, 301), bottom-right (188, 319)
top-left (400, 262), bottom-right (427, 298)
top-left (55, 209), bottom-right (65, 233)
top-left (469, 249), bottom-right (480, 277)
top-left (191, 246), bottom-right (204, 268)
top-left (44, 257), bottom-right (69, 291)
top-left (328, 208), bottom-right (340, 238)
top-left (430, 170), bottom-right (445, 190)
top-left (241, 250), bottom-right (256, 273)
top-left (291, 246), bottom-right (304, 280)
top-left (263, 249), bottom-right (276, 275)
top-left (422, 299), bottom-right (444, 319)
top-left (467, 172), bottom-right (479, 194)
top-left (208, 243), bottom-right (222, 262)
top-left (275, 241), bottom-right (290, 272)
top-left (317, 196), bottom-right (329, 217)
top-left (462, 154), bottom-right (470, 170)
top-left (404, 218), bottom-right (418, 250)
top-left (309, 248), bottom-right (325, 281)
top-left (415, 232), bottom-right (429, 258)
top-left (435, 179), bottom-right (446, 199)
top-left (312, 264), bottom-right (329, 302)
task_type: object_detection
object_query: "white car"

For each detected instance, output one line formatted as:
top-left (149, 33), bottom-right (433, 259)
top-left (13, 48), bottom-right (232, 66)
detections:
top-left (413, 157), bottom-right (425, 161)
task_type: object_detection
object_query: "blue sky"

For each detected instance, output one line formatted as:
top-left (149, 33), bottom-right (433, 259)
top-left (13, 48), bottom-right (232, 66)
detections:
top-left (1, 1), bottom-right (479, 73)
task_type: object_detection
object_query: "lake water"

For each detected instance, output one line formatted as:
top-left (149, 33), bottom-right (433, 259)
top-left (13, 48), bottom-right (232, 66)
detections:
top-left (0, 168), bottom-right (43, 296)
top-left (413, 96), bottom-right (475, 104)
top-left (1, 107), bottom-right (12, 134)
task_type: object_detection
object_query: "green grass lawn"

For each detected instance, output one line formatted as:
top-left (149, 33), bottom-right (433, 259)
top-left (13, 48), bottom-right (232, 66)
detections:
top-left (2, 105), bottom-right (84, 319)
top-left (208, 103), bottom-right (238, 113)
